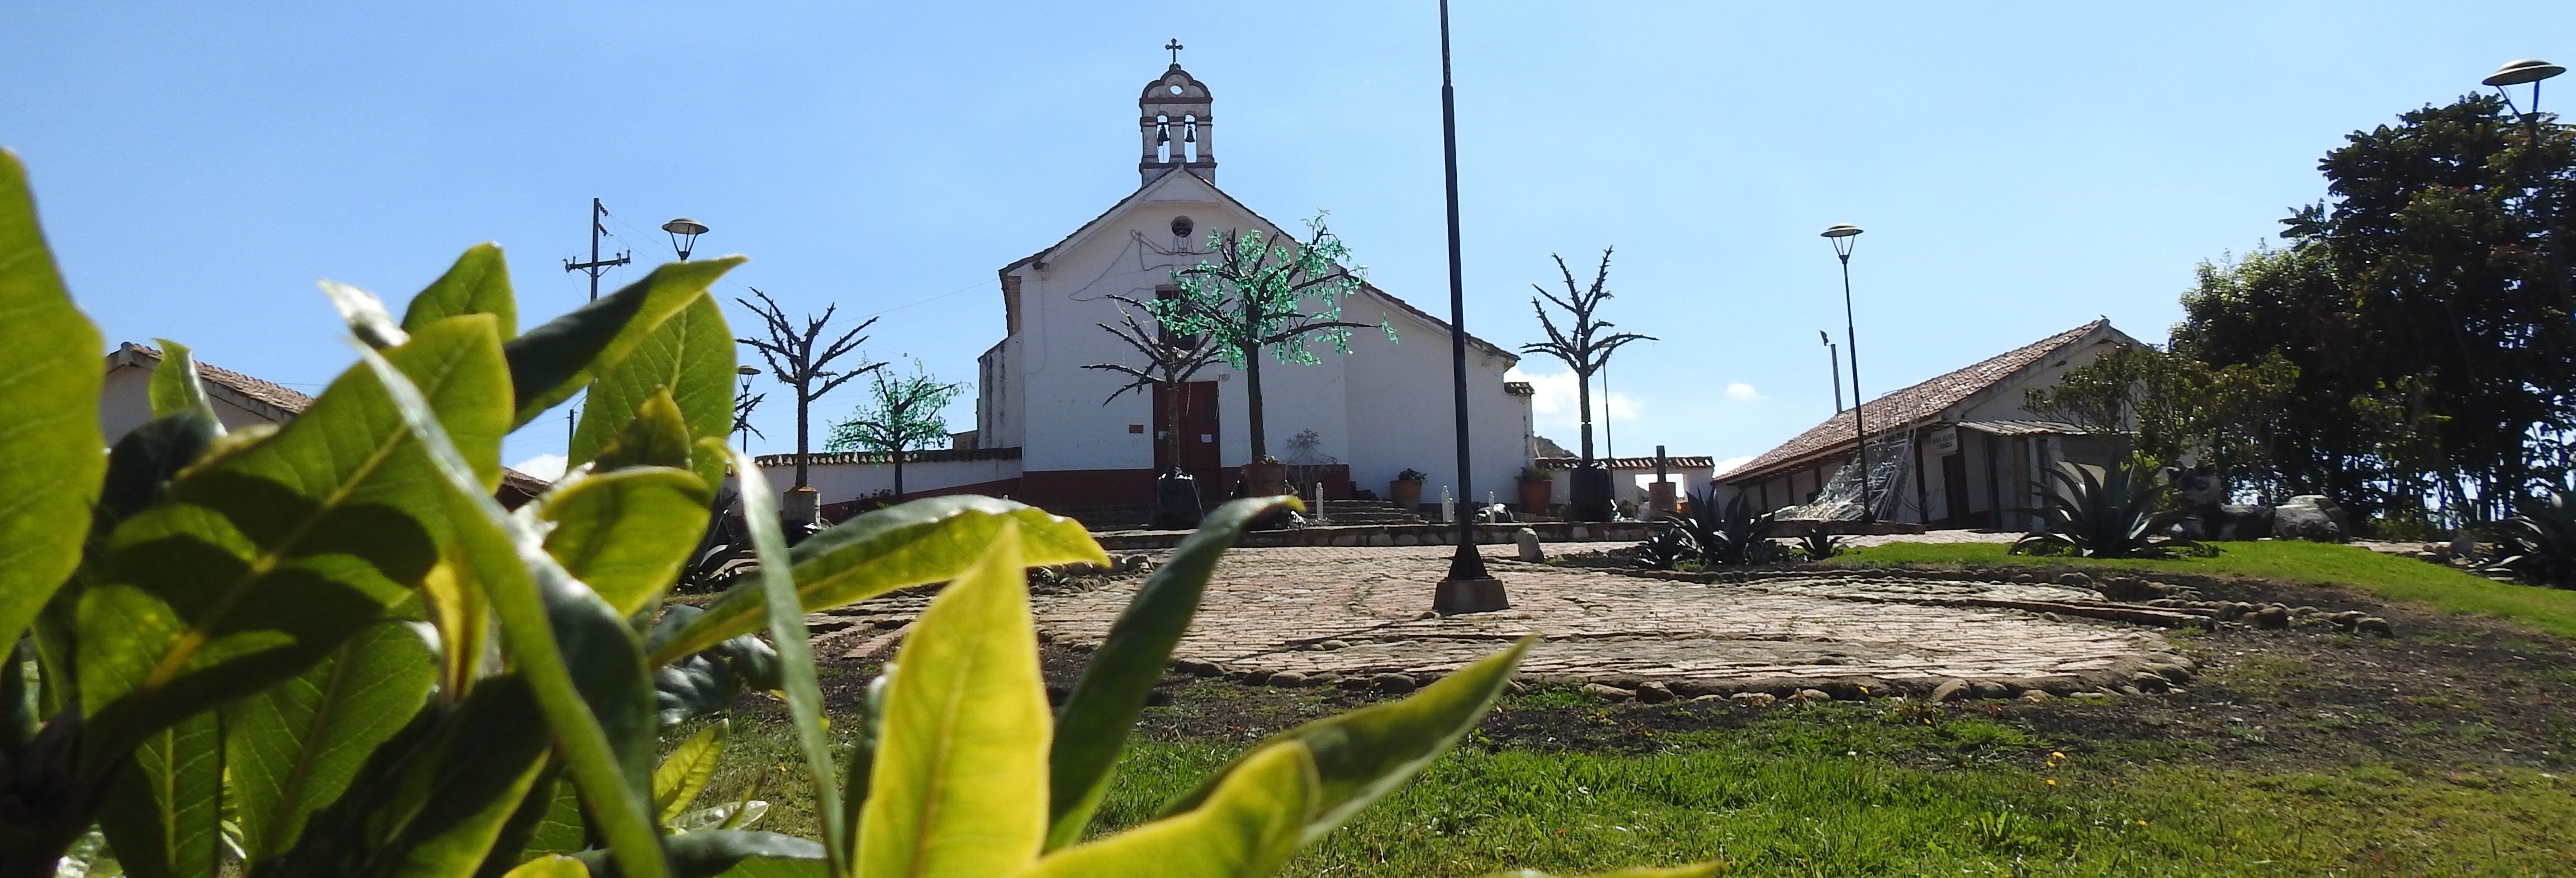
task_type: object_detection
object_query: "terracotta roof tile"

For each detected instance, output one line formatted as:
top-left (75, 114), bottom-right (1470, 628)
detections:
top-left (1534, 455), bottom-right (1716, 470)
top-left (1723, 320), bottom-right (2111, 482)
top-left (119, 343), bottom-right (316, 415)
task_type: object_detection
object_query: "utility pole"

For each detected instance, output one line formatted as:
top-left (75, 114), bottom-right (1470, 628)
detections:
top-left (562, 198), bottom-right (631, 448)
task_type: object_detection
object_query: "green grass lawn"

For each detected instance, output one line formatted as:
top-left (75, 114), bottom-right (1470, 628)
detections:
top-left (1823, 540), bottom-right (2576, 640)
top-left (697, 709), bottom-right (2576, 876)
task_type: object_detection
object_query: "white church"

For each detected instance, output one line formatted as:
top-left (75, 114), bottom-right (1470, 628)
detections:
top-left (758, 58), bottom-right (1537, 519)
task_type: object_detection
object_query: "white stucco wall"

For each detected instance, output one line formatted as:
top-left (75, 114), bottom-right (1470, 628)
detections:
top-left (982, 170), bottom-right (1533, 495)
top-left (99, 364), bottom-right (290, 443)
top-left (731, 457), bottom-right (1021, 510)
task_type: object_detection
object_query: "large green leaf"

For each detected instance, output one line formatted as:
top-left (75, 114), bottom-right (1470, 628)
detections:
top-left (855, 518), bottom-right (1050, 878)
top-left (650, 496), bottom-right (1106, 665)
top-left (1045, 497), bottom-right (1292, 849)
top-left (97, 710), bottom-right (226, 878)
top-left (722, 443), bottom-right (847, 874)
top-left (403, 244), bottom-right (517, 340)
top-left (0, 148), bottom-right (106, 648)
top-left (1012, 740), bottom-right (1316, 878)
top-left (538, 467), bottom-right (714, 617)
top-left (500, 856), bottom-right (586, 878)
top-left (257, 676), bottom-right (551, 878)
top-left (501, 257), bottom-right (742, 429)
top-left (570, 294), bottom-right (735, 492)
top-left (226, 620), bottom-right (437, 860)
top-left (147, 339), bottom-right (214, 421)
top-left (358, 349), bottom-right (668, 878)
top-left (1160, 638), bottom-right (1533, 846)
top-left (569, 830), bottom-right (825, 878)
top-left (321, 281), bottom-right (412, 350)
top-left (654, 719), bottom-right (727, 824)
top-left (75, 314), bottom-right (510, 760)
top-left (593, 389), bottom-right (693, 473)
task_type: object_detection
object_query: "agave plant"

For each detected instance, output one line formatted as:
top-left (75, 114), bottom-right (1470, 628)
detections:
top-left (2485, 490), bottom-right (2576, 589)
top-left (1667, 488), bottom-right (1781, 566)
top-left (1794, 529), bottom-right (1844, 562)
top-left (2010, 462), bottom-right (2197, 559)
top-left (1633, 526), bottom-right (1696, 571)
top-left (0, 150), bottom-right (1701, 878)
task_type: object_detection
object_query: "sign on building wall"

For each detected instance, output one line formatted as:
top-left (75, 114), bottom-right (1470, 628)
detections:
top-left (1929, 426), bottom-right (1959, 456)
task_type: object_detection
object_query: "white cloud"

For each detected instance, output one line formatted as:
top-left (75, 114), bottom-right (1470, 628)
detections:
top-left (1724, 382), bottom-right (1763, 402)
top-left (1506, 366), bottom-right (1639, 436)
top-left (511, 453), bottom-right (567, 481)
top-left (1711, 455), bottom-right (1754, 478)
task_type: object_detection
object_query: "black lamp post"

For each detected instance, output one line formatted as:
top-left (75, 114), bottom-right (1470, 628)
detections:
top-left (2484, 59), bottom-right (2569, 320)
top-left (1432, 0), bottom-right (1507, 613)
top-left (664, 217), bottom-right (710, 262)
top-left (1821, 223), bottom-right (1873, 524)
top-left (735, 364), bottom-right (761, 453)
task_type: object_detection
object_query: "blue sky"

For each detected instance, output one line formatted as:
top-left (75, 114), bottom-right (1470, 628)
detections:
top-left (6, 2), bottom-right (2570, 477)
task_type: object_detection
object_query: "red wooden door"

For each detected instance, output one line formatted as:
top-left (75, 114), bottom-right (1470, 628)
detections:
top-left (1154, 381), bottom-right (1222, 502)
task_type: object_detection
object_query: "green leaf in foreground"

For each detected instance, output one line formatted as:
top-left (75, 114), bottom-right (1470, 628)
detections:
top-left (501, 257), bottom-right (741, 429)
top-left (538, 467), bottom-right (714, 617)
top-left (856, 518), bottom-right (1052, 878)
top-left (1012, 740), bottom-right (1317, 878)
top-left (0, 146), bottom-right (106, 649)
top-left (224, 621), bottom-right (435, 860)
top-left (77, 315), bottom-right (508, 759)
top-left (1045, 496), bottom-right (1295, 850)
top-left (358, 348), bottom-right (669, 878)
top-left (96, 710), bottom-right (225, 878)
top-left (146, 338), bottom-right (215, 421)
top-left (261, 676), bottom-right (550, 878)
top-left (654, 719), bottom-right (727, 823)
top-left (402, 243), bottom-right (516, 340)
top-left (723, 443), bottom-right (849, 875)
top-left (1161, 637), bottom-right (1534, 846)
top-left (650, 495), bottom-right (1107, 665)
top-left (571, 293), bottom-right (736, 493)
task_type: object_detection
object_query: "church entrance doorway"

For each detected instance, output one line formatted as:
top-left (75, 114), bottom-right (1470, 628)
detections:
top-left (1155, 381), bottom-right (1222, 505)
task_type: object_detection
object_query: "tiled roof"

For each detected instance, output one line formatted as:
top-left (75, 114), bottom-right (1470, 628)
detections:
top-left (1723, 320), bottom-right (2114, 483)
top-left (1535, 455), bottom-right (1716, 471)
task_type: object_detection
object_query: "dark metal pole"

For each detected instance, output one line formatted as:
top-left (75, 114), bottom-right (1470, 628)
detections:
top-left (1823, 330), bottom-right (1843, 413)
top-left (1839, 253), bottom-right (1873, 524)
top-left (1438, 0), bottom-right (1490, 583)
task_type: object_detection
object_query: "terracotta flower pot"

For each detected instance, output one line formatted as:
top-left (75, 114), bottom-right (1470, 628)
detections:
top-left (1242, 459), bottom-right (1292, 499)
top-left (1517, 478), bottom-right (1552, 515)
top-left (1388, 478), bottom-right (1424, 511)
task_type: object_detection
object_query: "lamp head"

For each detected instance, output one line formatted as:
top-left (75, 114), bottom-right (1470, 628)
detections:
top-left (2485, 59), bottom-right (2564, 88)
top-left (1821, 223), bottom-right (1863, 259)
top-left (662, 217), bottom-right (709, 261)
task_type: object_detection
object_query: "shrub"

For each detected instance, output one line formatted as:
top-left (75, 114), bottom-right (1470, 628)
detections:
top-left (1668, 488), bottom-right (1782, 566)
top-left (1633, 526), bottom-right (1697, 571)
top-left (2487, 490), bottom-right (2576, 589)
top-left (2010, 462), bottom-right (2197, 559)
top-left (0, 151), bottom-right (1699, 878)
top-left (1794, 529), bottom-right (1845, 561)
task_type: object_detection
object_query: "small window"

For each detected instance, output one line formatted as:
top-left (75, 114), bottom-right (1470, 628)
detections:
top-left (1169, 84), bottom-right (1183, 95)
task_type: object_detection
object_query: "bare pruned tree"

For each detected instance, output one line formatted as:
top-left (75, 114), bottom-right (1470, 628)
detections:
top-left (1084, 293), bottom-right (1223, 473)
top-left (1521, 247), bottom-right (1654, 465)
top-left (737, 287), bottom-right (883, 490)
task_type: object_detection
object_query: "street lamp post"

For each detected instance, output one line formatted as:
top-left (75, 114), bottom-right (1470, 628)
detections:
top-left (736, 364), bottom-right (762, 453)
top-left (1821, 224), bottom-right (1873, 524)
top-left (664, 217), bottom-right (710, 262)
top-left (1432, 0), bottom-right (1507, 614)
top-left (2484, 59), bottom-right (2569, 321)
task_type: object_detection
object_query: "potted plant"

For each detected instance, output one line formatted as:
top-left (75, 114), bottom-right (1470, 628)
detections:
top-left (1390, 467), bottom-right (1427, 511)
top-left (1242, 455), bottom-right (1292, 499)
top-left (1517, 464), bottom-right (1554, 515)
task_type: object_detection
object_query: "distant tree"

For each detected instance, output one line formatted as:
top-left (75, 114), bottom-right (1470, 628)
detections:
top-left (1084, 294), bottom-right (1222, 474)
top-left (2024, 341), bottom-right (2299, 501)
top-left (826, 360), bottom-right (964, 500)
top-left (1520, 248), bottom-right (1652, 520)
top-left (737, 287), bottom-right (882, 491)
top-left (1159, 213), bottom-right (1386, 462)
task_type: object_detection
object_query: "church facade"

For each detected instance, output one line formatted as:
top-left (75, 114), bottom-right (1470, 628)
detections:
top-left (971, 60), bottom-right (1536, 511)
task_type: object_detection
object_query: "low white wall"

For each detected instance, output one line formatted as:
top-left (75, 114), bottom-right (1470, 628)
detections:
top-left (730, 455), bottom-right (1022, 508)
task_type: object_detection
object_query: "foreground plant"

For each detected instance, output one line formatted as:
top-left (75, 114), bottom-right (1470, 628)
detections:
top-left (0, 150), bottom-right (1703, 878)
top-left (2487, 489), bottom-right (2576, 589)
top-left (2010, 462), bottom-right (2197, 559)
top-left (1664, 488), bottom-right (1780, 566)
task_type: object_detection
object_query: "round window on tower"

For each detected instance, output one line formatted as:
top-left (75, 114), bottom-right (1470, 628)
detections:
top-left (1169, 84), bottom-right (1183, 95)
top-left (1171, 216), bottom-right (1194, 239)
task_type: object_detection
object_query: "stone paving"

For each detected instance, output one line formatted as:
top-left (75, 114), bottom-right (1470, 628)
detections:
top-left (810, 544), bottom-right (2194, 697)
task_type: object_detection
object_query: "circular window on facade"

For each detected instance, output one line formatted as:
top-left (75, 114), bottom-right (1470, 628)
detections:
top-left (1169, 84), bottom-right (1184, 95)
top-left (1171, 215), bottom-right (1194, 239)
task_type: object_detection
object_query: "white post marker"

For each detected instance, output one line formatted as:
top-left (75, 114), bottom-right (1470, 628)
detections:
top-left (1441, 486), bottom-right (1454, 524)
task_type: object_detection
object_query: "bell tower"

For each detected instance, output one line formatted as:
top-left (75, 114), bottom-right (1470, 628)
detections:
top-left (1139, 39), bottom-right (1214, 186)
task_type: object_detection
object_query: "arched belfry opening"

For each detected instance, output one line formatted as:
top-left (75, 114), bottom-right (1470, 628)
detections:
top-left (1140, 41), bottom-right (1214, 185)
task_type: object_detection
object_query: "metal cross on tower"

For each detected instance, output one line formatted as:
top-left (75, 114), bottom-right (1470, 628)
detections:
top-left (1164, 39), bottom-right (1183, 65)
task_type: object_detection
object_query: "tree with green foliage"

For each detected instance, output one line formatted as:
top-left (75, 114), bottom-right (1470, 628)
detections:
top-left (2024, 340), bottom-right (2299, 501)
top-left (0, 149), bottom-right (1698, 878)
top-left (825, 360), bottom-right (963, 500)
top-left (1158, 213), bottom-right (1387, 463)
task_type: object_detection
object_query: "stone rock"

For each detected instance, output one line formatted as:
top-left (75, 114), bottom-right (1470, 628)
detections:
top-left (1370, 673), bottom-right (1417, 695)
top-left (1266, 671), bottom-right (1308, 688)
top-left (2130, 671), bottom-right (2171, 693)
top-left (2213, 504), bottom-right (2275, 541)
top-left (1368, 533), bottom-right (1395, 548)
top-left (1971, 681), bottom-right (2011, 700)
top-left (1581, 682), bottom-right (1636, 703)
top-left (1515, 528), bottom-right (1545, 562)
top-left (2253, 605), bottom-right (2291, 630)
top-left (1792, 688), bottom-right (1833, 704)
top-left (1306, 671), bottom-right (1341, 687)
top-left (1318, 639), bottom-right (1351, 651)
top-left (2054, 572), bottom-right (2094, 588)
top-left (1930, 678), bottom-right (1972, 703)
top-left (2449, 531), bottom-right (2480, 563)
top-left (1690, 693), bottom-right (1730, 703)
top-left (2356, 616), bottom-right (2395, 637)
top-left (2019, 689), bottom-right (2054, 703)
top-left (1635, 681), bottom-right (1674, 704)
top-left (2116, 685), bottom-right (2143, 697)
top-left (2011, 573), bottom-right (2038, 584)
top-left (1730, 691), bottom-right (1777, 707)
top-left (2272, 495), bottom-right (2350, 542)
